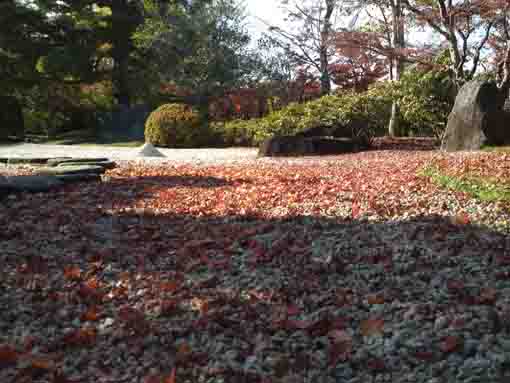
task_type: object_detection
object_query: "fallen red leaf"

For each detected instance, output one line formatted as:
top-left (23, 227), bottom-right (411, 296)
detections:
top-left (415, 351), bottom-right (435, 361)
top-left (367, 294), bottom-right (385, 305)
top-left (63, 266), bottom-right (82, 282)
top-left (163, 367), bottom-right (177, 383)
top-left (176, 342), bottom-right (192, 363)
top-left (351, 200), bottom-right (360, 219)
top-left (159, 281), bottom-right (180, 293)
top-left (328, 330), bottom-right (353, 365)
top-left (440, 336), bottom-right (460, 353)
top-left (367, 358), bottom-right (386, 371)
top-left (450, 213), bottom-right (470, 225)
top-left (160, 299), bottom-right (179, 317)
top-left (286, 304), bottom-right (301, 316)
top-left (360, 318), bottom-right (384, 337)
top-left (0, 344), bottom-right (18, 367)
top-left (81, 306), bottom-right (101, 322)
top-left (447, 279), bottom-right (465, 291)
top-left (62, 328), bottom-right (97, 347)
top-left (476, 287), bottom-right (497, 305)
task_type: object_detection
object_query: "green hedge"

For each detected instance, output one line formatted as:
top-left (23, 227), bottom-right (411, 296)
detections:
top-left (212, 86), bottom-right (393, 147)
top-left (212, 70), bottom-right (452, 147)
top-left (145, 103), bottom-right (207, 148)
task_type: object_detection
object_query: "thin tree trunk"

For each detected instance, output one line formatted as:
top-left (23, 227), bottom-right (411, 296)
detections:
top-left (319, 0), bottom-right (335, 95)
top-left (388, 0), bottom-right (403, 137)
top-left (110, 0), bottom-right (142, 108)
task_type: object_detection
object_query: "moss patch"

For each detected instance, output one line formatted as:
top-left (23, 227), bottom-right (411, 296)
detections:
top-left (420, 166), bottom-right (510, 203)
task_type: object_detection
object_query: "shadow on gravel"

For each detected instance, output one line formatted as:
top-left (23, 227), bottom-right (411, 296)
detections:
top-left (3, 199), bottom-right (510, 382)
top-left (107, 175), bottom-right (245, 191)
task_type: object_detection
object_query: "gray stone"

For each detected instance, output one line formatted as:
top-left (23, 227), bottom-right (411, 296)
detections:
top-left (7, 157), bottom-right (63, 165)
top-left (36, 165), bottom-right (106, 176)
top-left (258, 136), bottom-right (360, 157)
top-left (136, 143), bottom-right (166, 157)
top-left (442, 80), bottom-right (510, 151)
top-left (56, 160), bottom-right (117, 170)
top-left (46, 157), bottom-right (109, 166)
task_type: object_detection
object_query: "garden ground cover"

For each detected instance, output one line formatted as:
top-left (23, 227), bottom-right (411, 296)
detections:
top-left (1, 145), bottom-right (510, 383)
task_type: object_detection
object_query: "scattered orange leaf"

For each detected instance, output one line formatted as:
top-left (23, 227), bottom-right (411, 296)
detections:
top-left (450, 213), bottom-right (470, 225)
top-left (477, 287), bottom-right (497, 305)
top-left (163, 367), bottom-right (177, 383)
top-left (360, 318), bottom-right (384, 337)
top-left (63, 266), bottom-right (82, 282)
top-left (62, 328), bottom-right (97, 347)
top-left (0, 344), bottom-right (18, 367)
top-left (367, 294), bottom-right (385, 305)
top-left (159, 281), bottom-right (180, 293)
top-left (440, 335), bottom-right (461, 353)
top-left (176, 342), bottom-right (192, 363)
top-left (81, 306), bottom-right (101, 322)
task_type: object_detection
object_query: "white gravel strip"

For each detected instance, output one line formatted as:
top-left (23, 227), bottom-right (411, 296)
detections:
top-left (0, 143), bottom-right (259, 165)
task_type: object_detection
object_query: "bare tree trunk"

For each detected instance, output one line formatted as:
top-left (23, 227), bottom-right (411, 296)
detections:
top-left (388, 0), bottom-right (403, 137)
top-left (498, 44), bottom-right (510, 91)
top-left (319, 0), bottom-right (336, 95)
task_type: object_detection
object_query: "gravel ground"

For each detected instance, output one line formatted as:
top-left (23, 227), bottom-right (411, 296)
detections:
top-left (1, 146), bottom-right (510, 383)
top-left (0, 143), bottom-right (259, 165)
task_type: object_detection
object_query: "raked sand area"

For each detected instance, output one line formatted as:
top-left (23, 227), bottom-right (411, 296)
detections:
top-left (0, 143), bottom-right (259, 165)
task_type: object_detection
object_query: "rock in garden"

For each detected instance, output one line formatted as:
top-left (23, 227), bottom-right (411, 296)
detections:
top-left (441, 80), bottom-right (510, 151)
top-left (47, 157), bottom-right (109, 166)
top-left (258, 136), bottom-right (360, 157)
top-left (36, 165), bottom-right (106, 176)
top-left (6, 157), bottom-right (65, 165)
top-left (56, 160), bottom-right (117, 170)
top-left (136, 142), bottom-right (166, 157)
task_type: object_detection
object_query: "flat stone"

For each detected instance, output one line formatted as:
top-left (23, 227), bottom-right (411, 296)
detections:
top-left (56, 160), bottom-right (117, 170)
top-left (7, 157), bottom-right (68, 165)
top-left (36, 165), bottom-right (106, 176)
top-left (47, 157), bottom-right (109, 166)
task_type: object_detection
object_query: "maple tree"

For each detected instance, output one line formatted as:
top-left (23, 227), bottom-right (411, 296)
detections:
top-left (331, 31), bottom-right (388, 91)
top-left (262, 0), bottom-right (343, 95)
top-left (401, 0), bottom-right (499, 88)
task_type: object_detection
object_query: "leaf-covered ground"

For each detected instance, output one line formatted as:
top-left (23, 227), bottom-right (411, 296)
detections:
top-left (1, 147), bottom-right (510, 383)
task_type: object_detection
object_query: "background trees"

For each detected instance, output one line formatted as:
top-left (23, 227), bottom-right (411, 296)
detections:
top-left (135, 0), bottom-right (260, 120)
top-left (1, 0), bottom-right (510, 143)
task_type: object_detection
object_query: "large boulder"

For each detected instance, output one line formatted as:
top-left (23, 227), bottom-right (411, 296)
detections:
top-left (298, 119), bottom-right (371, 148)
top-left (441, 80), bottom-right (510, 151)
top-left (0, 96), bottom-right (24, 140)
top-left (258, 136), bottom-right (360, 157)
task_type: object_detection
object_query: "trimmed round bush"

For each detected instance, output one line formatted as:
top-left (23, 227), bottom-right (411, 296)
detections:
top-left (144, 103), bottom-right (204, 148)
